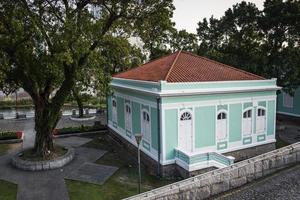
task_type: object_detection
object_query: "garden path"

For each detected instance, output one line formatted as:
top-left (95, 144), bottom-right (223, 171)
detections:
top-left (0, 137), bottom-right (108, 200)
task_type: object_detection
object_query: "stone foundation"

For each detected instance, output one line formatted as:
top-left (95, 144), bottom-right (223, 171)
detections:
top-left (108, 127), bottom-right (276, 179)
top-left (224, 142), bottom-right (276, 162)
top-left (108, 128), bottom-right (178, 179)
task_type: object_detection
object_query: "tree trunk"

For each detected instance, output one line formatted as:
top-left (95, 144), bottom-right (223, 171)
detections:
top-left (72, 89), bottom-right (84, 118)
top-left (33, 101), bottom-right (61, 157)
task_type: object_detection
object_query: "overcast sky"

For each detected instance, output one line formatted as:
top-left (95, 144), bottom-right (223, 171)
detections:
top-left (172, 0), bottom-right (264, 33)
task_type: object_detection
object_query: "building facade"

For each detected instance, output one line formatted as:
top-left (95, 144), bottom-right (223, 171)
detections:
top-left (277, 87), bottom-right (300, 118)
top-left (107, 51), bottom-right (280, 177)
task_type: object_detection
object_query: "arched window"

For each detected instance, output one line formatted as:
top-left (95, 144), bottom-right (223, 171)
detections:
top-left (141, 110), bottom-right (150, 142)
top-left (256, 108), bottom-right (266, 133)
top-left (125, 103), bottom-right (132, 131)
top-left (180, 112), bottom-right (192, 121)
top-left (112, 98), bottom-right (117, 123)
top-left (217, 112), bottom-right (227, 140)
top-left (243, 109), bottom-right (252, 135)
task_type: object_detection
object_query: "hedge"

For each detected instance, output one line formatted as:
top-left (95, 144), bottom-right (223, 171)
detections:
top-left (55, 125), bottom-right (106, 135)
top-left (0, 131), bottom-right (18, 140)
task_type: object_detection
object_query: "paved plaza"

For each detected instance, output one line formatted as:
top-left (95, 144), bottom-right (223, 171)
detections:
top-left (0, 136), bottom-right (118, 200)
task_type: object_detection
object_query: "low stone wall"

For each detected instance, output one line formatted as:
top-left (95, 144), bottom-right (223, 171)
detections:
top-left (126, 142), bottom-right (300, 200)
top-left (11, 147), bottom-right (75, 171)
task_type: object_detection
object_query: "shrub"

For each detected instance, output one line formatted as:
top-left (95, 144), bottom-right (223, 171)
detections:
top-left (0, 131), bottom-right (18, 140)
top-left (56, 124), bottom-right (105, 135)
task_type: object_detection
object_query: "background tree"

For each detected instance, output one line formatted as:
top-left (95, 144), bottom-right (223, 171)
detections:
top-left (0, 0), bottom-right (174, 157)
top-left (196, 0), bottom-right (300, 93)
top-left (134, 0), bottom-right (175, 60)
top-left (71, 35), bottom-right (145, 117)
top-left (170, 29), bottom-right (198, 53)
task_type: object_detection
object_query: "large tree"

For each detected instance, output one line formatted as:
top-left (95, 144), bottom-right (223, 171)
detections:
top-left (0, 0), bottom-right (174, 157)
top-left (197, 0), bottom-right (300, 92)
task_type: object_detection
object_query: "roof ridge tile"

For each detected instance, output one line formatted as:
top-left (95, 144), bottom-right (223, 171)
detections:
top-left (164, 50), bottom-right (182, 81)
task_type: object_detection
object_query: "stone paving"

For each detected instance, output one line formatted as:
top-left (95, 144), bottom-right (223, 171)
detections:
top-left (66, 162), bottom-right (118, 185)
top-left (0, 137), bottom-right (110, 200)
top-left (54, 136), bottom-right (93, 147)
top-left (213, 164), bottom-right (300, 200)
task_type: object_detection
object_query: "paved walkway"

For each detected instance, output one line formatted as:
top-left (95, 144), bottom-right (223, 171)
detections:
top-left (0, 138), bottom-right (106, 200)
top-left (0, 114), bottom-right (104, 149)
top-left (213, 164), bottom-right (300, 200)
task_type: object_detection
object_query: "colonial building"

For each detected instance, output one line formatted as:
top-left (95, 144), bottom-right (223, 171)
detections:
top-left (107, 51), bottom-right (280, 177)
top-left (277, 87), bottom-right (300, 118)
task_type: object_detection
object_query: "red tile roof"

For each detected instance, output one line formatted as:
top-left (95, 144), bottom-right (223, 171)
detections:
top-left (113, 51), bottom-right (265, 82)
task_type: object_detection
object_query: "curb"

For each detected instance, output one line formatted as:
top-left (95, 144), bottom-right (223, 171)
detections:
top-left (11, 147), bottom-right (75, 171)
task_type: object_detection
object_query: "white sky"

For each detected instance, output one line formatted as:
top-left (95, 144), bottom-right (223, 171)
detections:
top-left (173, 0), bottom-right (264, 33)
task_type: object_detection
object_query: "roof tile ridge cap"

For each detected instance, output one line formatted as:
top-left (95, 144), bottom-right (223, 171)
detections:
top-left (164, 50), bottom-right (182, 81)
top-left (182, 51), bottom-right (265, 80)
top-left (113, 51), bottom-right (179, 77)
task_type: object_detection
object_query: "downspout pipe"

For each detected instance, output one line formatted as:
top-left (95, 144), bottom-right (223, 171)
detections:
top-left (156, 97), bottom-right (161, 178)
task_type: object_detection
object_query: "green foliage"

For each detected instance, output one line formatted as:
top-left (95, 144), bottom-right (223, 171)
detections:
top-left (0, 131), bottom-right (17, 140)
top-left (57, 125), bottom-right (105, 135)
top-left (170, 30), bottom-right (198, 53)
top-left (0, 179), bottom-right (17, 200)
top-left (0, 0), bottom-right (175, 155)
top-left (197, 0), bottom-right (300, 93)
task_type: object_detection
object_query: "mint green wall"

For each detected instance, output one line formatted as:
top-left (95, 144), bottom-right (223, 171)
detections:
top-left (162, 91), bottom-right (276, 104)
top-left (243, 102), bottom-right (253, 109)
top-left (117, 97), bottom-right (125, 129)
top-left (113, 87), bottom-right (157, 102)
top-left (217, 105), bottom-right (228, 111)
top-left (151, 107), bottom-right (158, 150)
top-left (267, 100), bottom-right (275, 135)
top-left (195, 106), bottom-right (216, 148)
top-left (164, 109), bottom-right (178, 160)
top-left (277, 87), bottom-right (300, 116)
top-left (132, 101), bottom-right (141, 135)
top-left (229, 104), bottom-right (242, 142)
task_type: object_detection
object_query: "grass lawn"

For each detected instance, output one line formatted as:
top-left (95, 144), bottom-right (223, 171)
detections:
top-left (276, 136), bottom-right (290, 149)
top-left (66, 136), bottom-right (175, 200)
top-left (0, 180), bottom-right (17, 200)
top-left (0, 144), bottom-right (11, 156)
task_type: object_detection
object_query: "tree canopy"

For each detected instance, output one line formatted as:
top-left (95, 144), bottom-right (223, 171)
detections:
top-left (0, 0), bottom-right (174, 157)
top-left (197, 0), bottom-right (300, 93)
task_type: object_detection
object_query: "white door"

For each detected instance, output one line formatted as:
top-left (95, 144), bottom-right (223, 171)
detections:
top-left (217, 112), bottom-right (227, 140)
top-left (256, 108), bottom-right (266, 133)
top-left (125, 104), bottom-right (131, 131)
top-left (179, 112), bottom-right (193, 152)
top-left (142, 111), bottom-right (150, 141)
top-left (243, 110), bottom-right (252, 135)
top-left (112, 99), bottom-right (117, 123)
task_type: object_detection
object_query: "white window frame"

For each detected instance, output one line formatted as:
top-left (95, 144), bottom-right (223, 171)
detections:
top-left (125, 102), bottom-right (132, 132)
top-left (242, 108), bottom-right (252, 136)
top-left (256, 107), bottom-right (266, 134)
top-left (112, 97), bottom-right (117, 123)
top-left (283, 92), bottom-right (293, 108)
top-left (216, 110), bottom-right (228, 141)
top-left (141, 109), bottom-right (151, 143)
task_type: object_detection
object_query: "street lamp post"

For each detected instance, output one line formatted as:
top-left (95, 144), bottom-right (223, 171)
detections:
top-left (135, 133), bottom-right (142, 194)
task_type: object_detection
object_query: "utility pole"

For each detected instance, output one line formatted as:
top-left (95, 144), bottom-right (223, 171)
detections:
top-left (135, 133), bottom-right (143, 194)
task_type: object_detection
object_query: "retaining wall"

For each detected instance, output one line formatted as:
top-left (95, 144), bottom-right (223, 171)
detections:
top-left (126, 142), bottom-right (300, 200)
